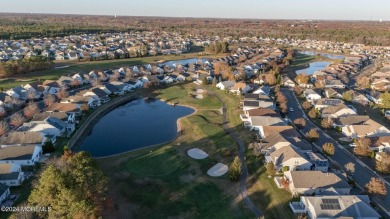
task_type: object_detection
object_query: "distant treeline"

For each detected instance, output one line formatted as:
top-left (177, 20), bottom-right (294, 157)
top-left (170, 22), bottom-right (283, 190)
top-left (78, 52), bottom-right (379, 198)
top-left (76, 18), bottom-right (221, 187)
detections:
top-left (0, 14), bottom-right (390, 46)
top-left (0, 56), bottom-right (52, 78)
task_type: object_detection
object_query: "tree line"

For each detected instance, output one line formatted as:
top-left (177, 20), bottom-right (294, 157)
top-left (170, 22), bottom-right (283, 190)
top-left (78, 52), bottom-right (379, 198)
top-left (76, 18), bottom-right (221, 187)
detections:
top-left (0, 55), bottom-right (52, 78)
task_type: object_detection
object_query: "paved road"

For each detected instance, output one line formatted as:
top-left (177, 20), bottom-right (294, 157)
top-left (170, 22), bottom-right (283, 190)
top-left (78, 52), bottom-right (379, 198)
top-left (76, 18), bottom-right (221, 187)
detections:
top-left (211, 91), bottom-right (263, 218)
top-left (281, 88), bottom-right (390, 216)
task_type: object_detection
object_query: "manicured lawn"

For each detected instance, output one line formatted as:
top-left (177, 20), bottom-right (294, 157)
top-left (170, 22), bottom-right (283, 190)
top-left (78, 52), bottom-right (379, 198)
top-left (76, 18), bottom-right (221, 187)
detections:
top-left (246, 154), bottom-right (295, 219)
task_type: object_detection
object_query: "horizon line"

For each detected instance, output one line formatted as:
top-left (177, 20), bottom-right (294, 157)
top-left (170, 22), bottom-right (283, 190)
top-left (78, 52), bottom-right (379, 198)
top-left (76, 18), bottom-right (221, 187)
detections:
top-left (0, 11), bottom-right (387, 22)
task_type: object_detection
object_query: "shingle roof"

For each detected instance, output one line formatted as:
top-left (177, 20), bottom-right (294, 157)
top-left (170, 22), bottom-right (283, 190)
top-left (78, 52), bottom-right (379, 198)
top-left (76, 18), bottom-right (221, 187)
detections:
top-left (250, 117), bottom-right (285, 126)
top-left (32, 112), bottom-right (69, 122)
top-left (46, 103), bottom-right (80, 113)
top-left (289, 171), bottom-right (350, 189)
top-left (336, 115), bottom-right (370, 126)
top-left (0, 132), bottom-right (43, 145)
top-left (262, 126), bottom-right (295, 138)
top-left (270, 146), bottom-right (307, 166)
top-left (0, 146), bottom-right (37, 161)
top-left (0, 182), bottom-right (9, 195)
top-left (247, 108), bottom-right (278, 117)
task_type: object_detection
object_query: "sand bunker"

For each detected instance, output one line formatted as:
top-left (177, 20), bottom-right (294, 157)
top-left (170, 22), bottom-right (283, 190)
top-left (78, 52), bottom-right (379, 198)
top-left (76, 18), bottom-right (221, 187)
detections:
top-left (187, 148), bottom-right (209, 159)
top-left (207, 163), bottom-right (228, 177)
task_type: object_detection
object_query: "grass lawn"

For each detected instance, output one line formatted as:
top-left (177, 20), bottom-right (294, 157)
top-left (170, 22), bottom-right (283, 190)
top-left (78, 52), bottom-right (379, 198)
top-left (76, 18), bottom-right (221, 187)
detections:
top-left (0, 48), bottom-right (221, 90)
top-left (97, 84), bottom-right (253, 218)
top-left (246, 154), bottom-right (295, 219)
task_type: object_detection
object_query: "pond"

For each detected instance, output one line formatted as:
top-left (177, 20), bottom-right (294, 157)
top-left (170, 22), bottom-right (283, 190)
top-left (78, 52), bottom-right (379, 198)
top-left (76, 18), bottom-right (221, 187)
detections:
top-left (162, 58), bottom-right (211, 68)
top-left (77, 98), bottom-right (195, 157)
top-left (299, 51), bottom-right (345, 60)
top-left (296, 61), bottom-right (332, 75)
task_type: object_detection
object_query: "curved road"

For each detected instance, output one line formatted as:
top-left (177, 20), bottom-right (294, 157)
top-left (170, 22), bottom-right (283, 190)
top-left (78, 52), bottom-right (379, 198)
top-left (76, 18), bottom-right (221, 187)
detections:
top-left (211, 91), bottom-right (263, 218)
top-left (281, 88), bottom-right (390, 216)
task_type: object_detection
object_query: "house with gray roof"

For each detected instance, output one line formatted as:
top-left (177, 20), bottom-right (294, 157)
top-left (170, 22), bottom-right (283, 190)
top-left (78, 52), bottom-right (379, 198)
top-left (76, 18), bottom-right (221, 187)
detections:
top-left (18, 116), bottom-right (72, 138)
top-left (284, 171), bottom-right (350, 196)
top-left (0, 146), bottom-right (42, 166)
top-left (0, 183), bottom-right (10, 204)
top-left (290, 195), bottom-right (380, 218)
top-left (0, 163), bottom-right (24, 186)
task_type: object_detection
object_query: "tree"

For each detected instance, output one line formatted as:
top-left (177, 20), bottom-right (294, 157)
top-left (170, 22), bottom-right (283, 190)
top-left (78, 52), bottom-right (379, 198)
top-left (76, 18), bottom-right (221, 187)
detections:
top-left (376, 153), bottom-right (390, 174)
top-left (229, 156), bottom-right (242, 181)
top-left (354, 138), bottom-right (372, 157)
top-left (294, 74), bottom-right (310, 85)
top-left (0, 121), bottom-right (9, 136)
top-left (342, 90), bottom-right (354, 102)
top-left (80, 104), bottom-right (89, 112)
top-left (294, 86), bottom-right (303, 95)
top-left (26, 89), bottom-right (37, 101)
top-left (280, 178), bottom-right (290, 189)
top-left (57, 88), bottom-right (69, 100)
top-left (264, 73), bottom-right (277, 86)
top-left (344, 162), bottom-right (356, 175)
top-left (294, 118), bottom-right (306, 129)
top-left (365, 177), bottom-right (387, 197)
top-left (322, 143), bottom-right (335, 156)
top-left (306, 129), bottom-right (319, 142)
top-left (266, 162), bottom-right (275, 177)
top-left (9, 113), bottom-right (25, 128)
top-left (24, 101), bottom-right (39, 118)
top-left (29, 151), bottom-right (108, 218)
top-left (44, 94), bottom-right (56, 106)
top-left (321, 118), bottom-right (333, 129)
top-left (357, 76), bottom-right (370, 89)
top-left (279, 102), bottom-right (288, 114)
top-left (308, 108), bottom-right (317, 119)
top-left (42, 141), bottom-right (55, 154)
top-left (302, 101), bottom-right (312, 110)
top-left (381, 92), bottom-right (390, 108)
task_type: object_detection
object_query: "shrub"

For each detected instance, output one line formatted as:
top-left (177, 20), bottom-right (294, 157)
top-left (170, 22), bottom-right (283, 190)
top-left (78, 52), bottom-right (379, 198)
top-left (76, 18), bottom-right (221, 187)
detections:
top-left (282, 166), bottom-right (289, 172)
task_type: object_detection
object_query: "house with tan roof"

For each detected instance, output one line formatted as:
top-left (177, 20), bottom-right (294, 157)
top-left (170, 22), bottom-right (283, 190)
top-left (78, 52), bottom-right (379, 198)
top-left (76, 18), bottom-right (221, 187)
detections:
top-left (314, 98), bottom-right (344, 110)
top-left (321, 103), bottom-right (357, 118)
top-left (284, 171), bottom-right (351, 196)
top-left (0, 146), bottom-right (42, 166)
top-left (46, 103), bottom-right (81, 116)
top-left (371, 78), bottom-right (390, 91)
top-left (265, 146), bottom-right (312, 171)
top-left (0, 132), bottom-right (47, 147)
top-left (240, 108), bottom-right (278, 121)
top-left (342, 119), bottom-right (390, 139)
top-left (230, 82), bottom-right (251, 94)
top-left (262, 126), bottom-right (296, 138)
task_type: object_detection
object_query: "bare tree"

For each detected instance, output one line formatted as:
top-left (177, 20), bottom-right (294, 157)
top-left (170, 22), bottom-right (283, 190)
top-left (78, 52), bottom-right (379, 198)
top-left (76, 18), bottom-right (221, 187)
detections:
top-left (10, 113), bottom-right (25, 128)
top-left (294, 118), bottom-right (306, 129)
top-left (306, 129), bottom-right (319, 142)
top-left (26, 89), bottom-right (37, 101)
top-left (10, 97), bottom-right (23, 110)
top-left (322, 143), bottom-right (335, 156)
top-left (0, 121), bottom-right (9, 136)
top-left (376, 153), bottom-right (390, 174)
top-left (57, 88), bottom-right (69, 100)
top-left (44, 94), bottom-right (56, 107)
top-left (24, 102), bottom-right (39, 118)
top-left (366, 177), bottom-right (387, 196)
top-left (354, 138), bottom-right (372, 157)
top-left (344, 162), bottom-right (356, 175)
top-left (302, 101), bottom-right (312, 110)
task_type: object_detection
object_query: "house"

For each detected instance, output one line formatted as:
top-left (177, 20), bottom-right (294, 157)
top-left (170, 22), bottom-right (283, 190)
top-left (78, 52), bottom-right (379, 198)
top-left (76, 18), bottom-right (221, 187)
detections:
top-left (0, 93), bottom-right (11, 108)
top-left (46, 103), bottom-right (81, 115)
top-left (324, 79), bottom-right (345, 88)
top-left (304, 89), bottom-right (322, 102)
top-left (321, 103), bottom-right (357, 118)
top-left (303, 152), bottom-right (329, 172)
top-left (366, 91), bottom-right (382, 104)
top-left (230, 82), bottom-right (251, 94)
top-left (43, 80), bottom-right (61, 95)
top-left (290, 195), bottom-right (380, 219)
top-left (371, 78), bottom-right (390, 91)
top-left (352, 92), bottom-right (370, 106)
top-left (216, 81), bottom-right (236, 90)
top-left (334, 115), bottom-right (370, 128)
top-left (261, 126), bottom-right (296, 138)
top-left (169, 73), bottom-right (186, 82)
top-left (282, 75), bottom-right (296, 88)
top-left (0, 183), bottom-right (10, 203)
top-left (375, 152), bottom-right (389, 161)
top-left (314, 98), bottom-right (344, 110)
top-left (83, 88), bottom-right (110, 103)
top-left (18, 116), bottom-right (70, 138)
top-left (284, 171), bottom-right (351, 196)
top-left (0, 146), bottom-right (42, 166)
top-left (5, 86), bottom-right (27, 100)
top-left (32, 111), bottom-right (76, 124)
top-left (23, 82), bottom-right (45, 99)
top-left (60, 95), bottom-right (96, 109)
top-left (265, 146), bottom-right (312, 171)
top-left (240, 108), bottom-right (278, 121)
top-left (324, 88), bottom-right (343, 99)
top-left (101, 83), bottom-right (123, 96)
top-left (369, 136), bottom-right (390, 152)
top-left (342, 119), bottom-right (390, 139)
top-left (0, 163), bottom-right (24, 186)
top-left (0, 132), bottom-right (47, 147)
top-left (252, 86), bottom-right (271, 95)
top-left (57, 76), bottom-right (74, 88)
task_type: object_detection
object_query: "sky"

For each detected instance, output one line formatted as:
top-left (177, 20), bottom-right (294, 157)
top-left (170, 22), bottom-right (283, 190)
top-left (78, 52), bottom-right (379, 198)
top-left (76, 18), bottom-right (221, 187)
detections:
top-left (2, 0), bottom-right (390, 21)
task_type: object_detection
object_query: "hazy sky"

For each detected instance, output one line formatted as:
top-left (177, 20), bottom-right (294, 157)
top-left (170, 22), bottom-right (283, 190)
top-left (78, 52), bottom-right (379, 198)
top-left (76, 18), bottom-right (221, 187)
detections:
top-left (2, 0), bottom-right (390, 21)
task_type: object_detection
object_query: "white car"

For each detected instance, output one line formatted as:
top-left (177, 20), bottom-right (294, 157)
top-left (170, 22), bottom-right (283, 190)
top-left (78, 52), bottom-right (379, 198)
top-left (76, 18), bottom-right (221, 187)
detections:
top-left (349, 143), bottom-right (357, 147)
top-left (289, 107), bottom-right (294, 112)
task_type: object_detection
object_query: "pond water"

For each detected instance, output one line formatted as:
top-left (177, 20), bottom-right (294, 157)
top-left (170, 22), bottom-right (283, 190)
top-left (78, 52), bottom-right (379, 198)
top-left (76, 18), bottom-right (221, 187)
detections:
top-left (162, 58), bottom-right (211, 68)
top-left (78, 98), bottom-right (195, 157)
top-left (296, 61), bottom-right (332, 75)
top-left (299, 51), bottom-right (345, 60)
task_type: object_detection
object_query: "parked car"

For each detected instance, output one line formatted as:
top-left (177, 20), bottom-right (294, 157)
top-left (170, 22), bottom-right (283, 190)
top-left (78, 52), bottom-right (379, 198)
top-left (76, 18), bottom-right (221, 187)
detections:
top-left (289, 107), bottom-right (294, 112)
top-left (349, 143), bottom-right (357, 147)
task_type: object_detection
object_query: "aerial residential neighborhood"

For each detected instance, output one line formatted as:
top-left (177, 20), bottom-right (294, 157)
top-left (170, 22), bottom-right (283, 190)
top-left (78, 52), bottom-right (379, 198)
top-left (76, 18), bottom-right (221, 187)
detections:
top-left (0, 2), bottom-right (390, 219)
